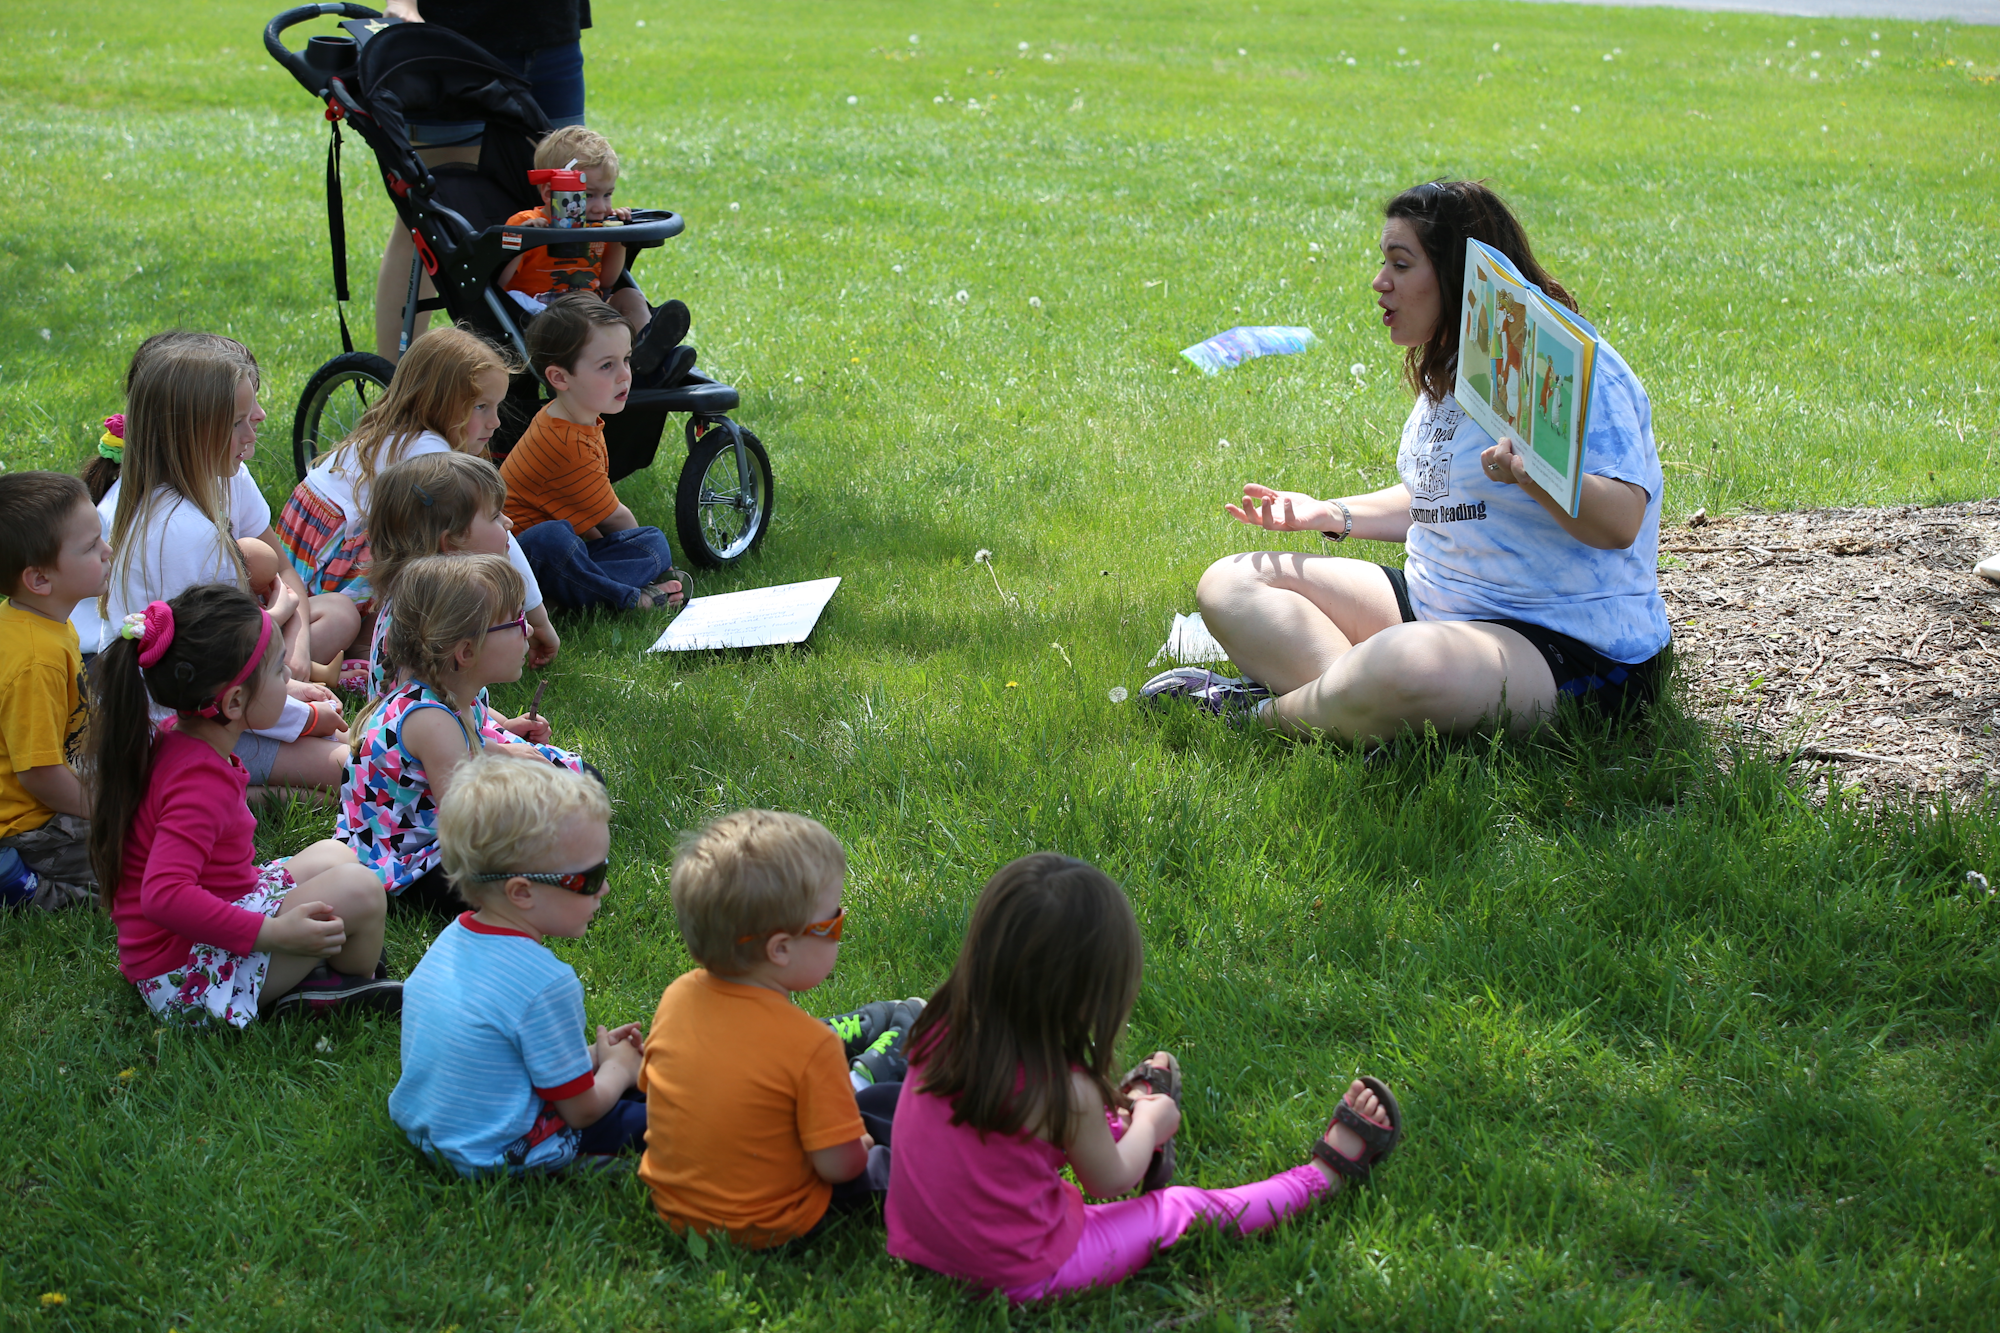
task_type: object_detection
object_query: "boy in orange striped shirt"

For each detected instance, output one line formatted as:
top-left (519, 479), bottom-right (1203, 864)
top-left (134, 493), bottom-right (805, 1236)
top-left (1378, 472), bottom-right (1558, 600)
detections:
top-left (500, 295), bottom-right (688, 612)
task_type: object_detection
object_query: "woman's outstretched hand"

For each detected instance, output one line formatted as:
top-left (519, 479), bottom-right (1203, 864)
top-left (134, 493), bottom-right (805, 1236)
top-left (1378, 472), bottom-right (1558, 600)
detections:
top-left (1225, 484), bottom-right (1337, 533)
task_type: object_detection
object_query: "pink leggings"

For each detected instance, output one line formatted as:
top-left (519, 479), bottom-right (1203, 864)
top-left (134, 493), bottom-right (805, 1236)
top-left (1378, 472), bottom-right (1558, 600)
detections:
top-left (1004, 1164), bottom-right (1332, 1302)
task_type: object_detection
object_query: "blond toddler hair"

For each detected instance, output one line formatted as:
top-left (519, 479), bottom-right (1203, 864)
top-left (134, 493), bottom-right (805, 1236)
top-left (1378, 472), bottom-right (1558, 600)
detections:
top-left (437, 750), bottom-right (611, 905)
top-left (671, 811), bottom-right (845, 974)
top-left (534, 125), bottom-right (619, 182)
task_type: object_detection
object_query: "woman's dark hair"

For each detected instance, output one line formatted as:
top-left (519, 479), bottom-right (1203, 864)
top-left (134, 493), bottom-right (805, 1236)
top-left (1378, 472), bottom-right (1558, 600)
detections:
top-left (904, 853), bottom-right (1144, 1142)
top-left (83, 330), bottom-right (260, 505)
top-left (1384, 179), bottom-right (1579, 404)
top-left (86, 584), bottom-right (269, 901)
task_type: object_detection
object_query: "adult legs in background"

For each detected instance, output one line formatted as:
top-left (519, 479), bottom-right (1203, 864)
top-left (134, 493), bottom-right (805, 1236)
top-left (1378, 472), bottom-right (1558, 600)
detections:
top-left (1195, 552), bottom-right (1557, 742)
top-left (371, 42), bottom-right (586, 360)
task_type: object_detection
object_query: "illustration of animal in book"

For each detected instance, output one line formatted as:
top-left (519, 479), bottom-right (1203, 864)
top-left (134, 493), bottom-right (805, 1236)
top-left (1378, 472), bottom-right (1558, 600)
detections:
top-left (1452, 239), bottom-right (1602, 518)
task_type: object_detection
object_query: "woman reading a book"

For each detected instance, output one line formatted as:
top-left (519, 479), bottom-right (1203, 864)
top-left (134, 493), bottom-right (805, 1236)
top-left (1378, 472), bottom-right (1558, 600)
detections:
top-left (1144, 179), bottom-right (1671, 740)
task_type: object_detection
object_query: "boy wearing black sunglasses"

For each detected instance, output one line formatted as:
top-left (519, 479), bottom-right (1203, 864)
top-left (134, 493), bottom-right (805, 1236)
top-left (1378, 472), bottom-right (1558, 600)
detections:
top-left (388, 752), bottom-right (647, 1176)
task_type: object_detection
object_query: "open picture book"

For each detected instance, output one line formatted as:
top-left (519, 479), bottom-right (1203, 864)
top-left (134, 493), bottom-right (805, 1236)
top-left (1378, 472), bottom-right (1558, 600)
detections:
top-left (1454, 239), bottom-right (1600, 517)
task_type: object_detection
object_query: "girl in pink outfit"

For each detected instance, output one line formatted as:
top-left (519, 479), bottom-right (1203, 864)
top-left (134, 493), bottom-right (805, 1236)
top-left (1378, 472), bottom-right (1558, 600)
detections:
top-left (88, 584), bottom-right (396, 1026)
top-left (885, 854), bottom-right (1404, 1302)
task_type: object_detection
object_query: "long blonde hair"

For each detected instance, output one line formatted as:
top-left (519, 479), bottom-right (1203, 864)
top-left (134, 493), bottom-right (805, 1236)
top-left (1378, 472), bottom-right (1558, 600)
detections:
top-left (104, 336), bottom-right (258, 615)
top-left (332, 326), bottom-right (518, 484)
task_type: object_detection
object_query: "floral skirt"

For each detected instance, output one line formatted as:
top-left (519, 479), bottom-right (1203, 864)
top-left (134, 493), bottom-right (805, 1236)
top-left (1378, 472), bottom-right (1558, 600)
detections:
top-left (134, 863), bottom-right (293, 1029)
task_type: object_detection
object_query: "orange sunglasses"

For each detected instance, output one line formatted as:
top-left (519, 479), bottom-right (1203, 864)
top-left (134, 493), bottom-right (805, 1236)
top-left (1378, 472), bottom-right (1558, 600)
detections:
top-left (737, 906), bottom-right (844, 945)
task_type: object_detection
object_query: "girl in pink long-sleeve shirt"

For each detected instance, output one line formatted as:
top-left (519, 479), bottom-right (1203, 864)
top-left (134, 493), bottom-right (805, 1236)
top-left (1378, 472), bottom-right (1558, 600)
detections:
top-left (88, 584), bottom-right (397, 1026)
top-left (885, 854), bottom-right (1407, 1302)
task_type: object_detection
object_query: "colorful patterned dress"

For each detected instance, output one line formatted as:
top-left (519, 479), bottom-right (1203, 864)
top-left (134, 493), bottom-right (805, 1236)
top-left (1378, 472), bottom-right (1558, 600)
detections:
top-left (337, 679), bottom-right (583, 894)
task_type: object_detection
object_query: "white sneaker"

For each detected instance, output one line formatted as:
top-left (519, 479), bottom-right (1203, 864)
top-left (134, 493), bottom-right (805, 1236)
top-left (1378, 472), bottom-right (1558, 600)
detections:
top-left (1976, 554), bottom-right (2000, 583)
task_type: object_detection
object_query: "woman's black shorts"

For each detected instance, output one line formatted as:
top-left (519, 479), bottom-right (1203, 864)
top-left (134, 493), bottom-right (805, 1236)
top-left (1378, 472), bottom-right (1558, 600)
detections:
top-left (1378, 565), bottom-right (1664, 716)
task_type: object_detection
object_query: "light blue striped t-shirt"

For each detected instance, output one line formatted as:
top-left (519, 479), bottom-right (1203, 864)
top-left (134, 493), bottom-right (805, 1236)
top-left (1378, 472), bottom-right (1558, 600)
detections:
top-left (1395, 342), bottom-right (1672, 666)
top-left (389, 914), bottom-right (594, 1176)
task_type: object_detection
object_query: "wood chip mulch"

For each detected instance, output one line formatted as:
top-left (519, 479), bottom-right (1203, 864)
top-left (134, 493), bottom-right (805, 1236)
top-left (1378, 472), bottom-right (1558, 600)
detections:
top-left (1658, 500), bottom-right (2000, 803)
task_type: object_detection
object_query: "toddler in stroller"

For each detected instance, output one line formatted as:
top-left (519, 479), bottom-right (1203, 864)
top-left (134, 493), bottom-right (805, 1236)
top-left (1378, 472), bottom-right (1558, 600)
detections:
top-left (267, 3), bottom-right (771, 569)
top-left (498, 125), bottom-right (697, 389)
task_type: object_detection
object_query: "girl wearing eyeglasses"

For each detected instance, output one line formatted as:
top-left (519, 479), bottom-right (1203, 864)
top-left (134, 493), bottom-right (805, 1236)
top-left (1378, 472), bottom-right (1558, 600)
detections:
top-left (338, 554), bottom-right (585, 908)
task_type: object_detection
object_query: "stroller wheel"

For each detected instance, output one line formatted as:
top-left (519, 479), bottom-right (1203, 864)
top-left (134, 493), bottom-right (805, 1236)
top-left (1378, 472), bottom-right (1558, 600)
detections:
top-left (293, 352), bottom-right (396, 481)
top-left (676, 418), bottom-right (773, 567)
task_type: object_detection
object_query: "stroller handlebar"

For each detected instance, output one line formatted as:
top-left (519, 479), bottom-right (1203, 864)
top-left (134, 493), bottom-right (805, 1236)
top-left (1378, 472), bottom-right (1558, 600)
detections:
top-left (265, 3), bottom-right (382, 97)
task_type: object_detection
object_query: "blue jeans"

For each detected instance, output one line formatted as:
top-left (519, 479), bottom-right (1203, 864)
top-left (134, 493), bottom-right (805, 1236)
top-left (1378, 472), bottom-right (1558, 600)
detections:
top-left (408, 40), bottom-right (585, 146)
top-left (515, 521), bottom-right (674, 611)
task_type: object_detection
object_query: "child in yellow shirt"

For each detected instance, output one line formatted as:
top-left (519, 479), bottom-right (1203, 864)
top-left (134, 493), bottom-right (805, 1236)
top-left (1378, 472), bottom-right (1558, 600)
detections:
top-left (0, 472), bottom-right (111, 908)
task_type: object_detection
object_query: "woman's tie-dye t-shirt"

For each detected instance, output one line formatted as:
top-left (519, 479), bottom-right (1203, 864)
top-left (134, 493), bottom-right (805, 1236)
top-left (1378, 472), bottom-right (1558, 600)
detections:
top-left (1394, 342), bottom-right (1671, 665)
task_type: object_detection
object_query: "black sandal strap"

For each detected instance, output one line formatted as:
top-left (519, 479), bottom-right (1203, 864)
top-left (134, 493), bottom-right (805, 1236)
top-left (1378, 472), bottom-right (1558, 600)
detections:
top-left (1311, 1136), bottom-right (1372, 1182)
top-left (1334, 1098), bottom-right (1398, 1151)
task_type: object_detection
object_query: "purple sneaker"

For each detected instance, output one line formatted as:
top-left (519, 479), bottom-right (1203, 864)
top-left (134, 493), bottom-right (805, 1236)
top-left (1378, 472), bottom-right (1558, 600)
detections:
top-left (1139, 667), bottom-right (1272, 720)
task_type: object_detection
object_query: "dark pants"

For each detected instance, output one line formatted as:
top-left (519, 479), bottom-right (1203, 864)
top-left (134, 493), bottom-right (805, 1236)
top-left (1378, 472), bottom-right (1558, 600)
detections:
top-left (816, 1082), bottom-right (900, 1227)
top-left (515, 521), bottom-right (674, 612)
top-left (577, 1088), bottom-right (648, 1156)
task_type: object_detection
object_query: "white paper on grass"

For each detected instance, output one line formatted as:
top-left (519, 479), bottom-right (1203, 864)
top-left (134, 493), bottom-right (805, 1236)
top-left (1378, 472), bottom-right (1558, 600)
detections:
top-left (646, 577), bottom-right (842, 652)
top-left (1147, 612), bottom-right (1231, 667)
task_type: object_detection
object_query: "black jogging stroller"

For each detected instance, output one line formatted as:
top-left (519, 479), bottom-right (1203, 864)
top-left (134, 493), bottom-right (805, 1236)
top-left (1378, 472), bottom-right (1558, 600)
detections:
top-left (263, 3), bottom-right (772, 567)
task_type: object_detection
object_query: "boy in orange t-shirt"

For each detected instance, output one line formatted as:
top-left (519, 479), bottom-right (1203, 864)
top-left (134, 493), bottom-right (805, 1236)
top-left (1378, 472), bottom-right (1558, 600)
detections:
top-left (497, 126), bottom-right (693, 385)
top-left (638, 810), bottom-right (920, 1247)
top-left (501, 295), bottom-right (688, 612)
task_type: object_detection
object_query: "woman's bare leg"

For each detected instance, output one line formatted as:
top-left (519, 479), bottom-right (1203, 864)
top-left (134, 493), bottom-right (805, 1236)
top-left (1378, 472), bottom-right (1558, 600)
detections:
top-left (1195, 552), bottom-right (1404, 694)
top-left (1270, 620), bottom-right (1558, 742)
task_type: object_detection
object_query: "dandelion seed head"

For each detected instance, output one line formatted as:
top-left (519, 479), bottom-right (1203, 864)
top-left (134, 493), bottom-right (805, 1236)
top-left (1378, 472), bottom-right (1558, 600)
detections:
top-left (1043, 52), bottom-right (1053, 61)
top-left (1345, 56), bottom-right (1357, 66)
top-left (1028, 295), bottom-right (1042, 307)
top-left (793, 375), bottom-right (804, 384)
top-left (1238, 48), bottom-right (1248, 56)
top-left (1350, 362), bottom-right (1367, 377)
top-left (975, 548), bottom-right (993, 564)
top-left (846, 94), bottom-right (860, 105)
top-left (1019, 41), bottom-right (1030, 51)
top-left (910, 34), bottom-right (920, 44)
top-left (1109, 686), bottom-right (1129, 703)
top-left (39, 328), bottom-right (50, 340)
top-left (729, 201), bottom-right (740, 211)
top-left (892, 263), bottom-right (904, 273)
top-left (955, 289), bottom-right (970, 303)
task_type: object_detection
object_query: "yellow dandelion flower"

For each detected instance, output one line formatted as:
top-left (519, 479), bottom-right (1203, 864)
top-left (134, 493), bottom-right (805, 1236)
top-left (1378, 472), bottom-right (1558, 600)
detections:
top-left (40, 1293), bottom-right (66, 1307)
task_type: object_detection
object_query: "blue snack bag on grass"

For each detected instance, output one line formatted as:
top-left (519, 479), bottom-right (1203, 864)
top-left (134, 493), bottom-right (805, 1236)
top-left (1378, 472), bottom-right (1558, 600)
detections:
top-left (1181, 326), bottom-right (1318, 375)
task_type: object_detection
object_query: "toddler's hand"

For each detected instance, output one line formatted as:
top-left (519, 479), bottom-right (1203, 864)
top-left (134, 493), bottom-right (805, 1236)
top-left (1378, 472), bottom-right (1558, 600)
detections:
top-left (257, 902), bottom-right (346, 958)
top-left (287, 679), bottom-right (338, 704)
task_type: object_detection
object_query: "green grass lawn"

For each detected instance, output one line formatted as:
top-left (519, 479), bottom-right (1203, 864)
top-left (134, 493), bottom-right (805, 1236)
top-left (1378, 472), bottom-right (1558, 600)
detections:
top-left (3, 1), bottom-right (2000, 1328)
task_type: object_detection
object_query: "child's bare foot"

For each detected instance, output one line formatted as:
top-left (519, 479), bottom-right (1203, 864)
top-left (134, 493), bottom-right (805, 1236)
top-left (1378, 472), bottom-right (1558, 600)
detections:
top-left (1308, 1076), bottom-right (1402, 1190)
top-left (635, 580), bottom-right (684, 612)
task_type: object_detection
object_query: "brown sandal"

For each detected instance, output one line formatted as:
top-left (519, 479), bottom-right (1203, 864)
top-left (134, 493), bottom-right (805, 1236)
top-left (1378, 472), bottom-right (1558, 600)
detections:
top-left (1118, 1053), bottom-right (1182, 1193)
top-left (1310, 1076), bottom-right (1402, 1186)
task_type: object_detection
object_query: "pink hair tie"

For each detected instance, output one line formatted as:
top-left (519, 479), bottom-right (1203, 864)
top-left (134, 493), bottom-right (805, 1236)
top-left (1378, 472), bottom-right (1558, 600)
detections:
top-left (120, 602), bottom-right (177, 667)
top-left (193, 608), bottom-right (275, 721)
top-left (103, 413), bottom-right (125, 440)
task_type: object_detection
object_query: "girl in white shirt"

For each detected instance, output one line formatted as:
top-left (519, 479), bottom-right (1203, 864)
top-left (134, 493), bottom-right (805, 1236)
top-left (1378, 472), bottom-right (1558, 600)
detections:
top-left (88, 334), bottom-right (351, 790)
top-left (274, 325), bottom-right (560, 673)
